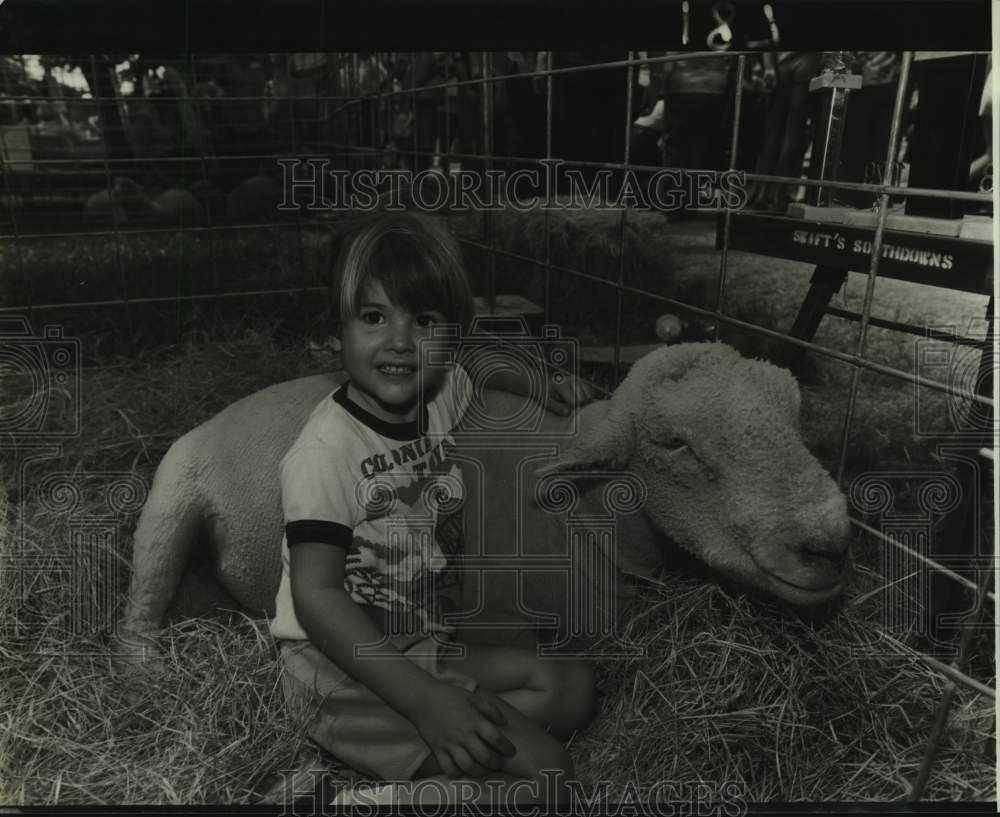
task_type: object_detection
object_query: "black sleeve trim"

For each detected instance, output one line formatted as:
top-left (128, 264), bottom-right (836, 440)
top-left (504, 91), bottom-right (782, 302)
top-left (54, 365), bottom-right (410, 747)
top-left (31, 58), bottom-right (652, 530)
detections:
top-left (286, 520), bottom-right (354, 549)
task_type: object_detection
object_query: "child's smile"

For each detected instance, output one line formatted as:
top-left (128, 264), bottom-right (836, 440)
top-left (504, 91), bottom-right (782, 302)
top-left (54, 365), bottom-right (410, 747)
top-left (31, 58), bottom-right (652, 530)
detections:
top-left (341, 282), bottom-right (448, 424)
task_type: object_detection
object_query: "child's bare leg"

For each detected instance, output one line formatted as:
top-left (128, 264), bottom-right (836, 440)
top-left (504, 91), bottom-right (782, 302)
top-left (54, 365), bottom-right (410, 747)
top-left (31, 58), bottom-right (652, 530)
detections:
top-left (441, 642), bottom-right (599, 740)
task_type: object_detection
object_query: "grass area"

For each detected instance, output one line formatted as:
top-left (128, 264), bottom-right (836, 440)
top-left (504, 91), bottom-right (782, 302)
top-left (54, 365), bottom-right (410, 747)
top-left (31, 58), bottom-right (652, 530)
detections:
top-left (0, 207), bottom-right (994, 805)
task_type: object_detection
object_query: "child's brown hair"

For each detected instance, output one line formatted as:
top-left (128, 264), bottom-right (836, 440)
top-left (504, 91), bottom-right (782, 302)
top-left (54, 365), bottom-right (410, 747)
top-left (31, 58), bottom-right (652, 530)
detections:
top-left (331, 212), bottom-right (475, 334)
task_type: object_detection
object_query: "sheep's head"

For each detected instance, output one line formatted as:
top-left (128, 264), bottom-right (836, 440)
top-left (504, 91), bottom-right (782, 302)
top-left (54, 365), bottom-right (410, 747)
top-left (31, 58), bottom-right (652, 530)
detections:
top-left (537, 342), bottom-right (852, 608)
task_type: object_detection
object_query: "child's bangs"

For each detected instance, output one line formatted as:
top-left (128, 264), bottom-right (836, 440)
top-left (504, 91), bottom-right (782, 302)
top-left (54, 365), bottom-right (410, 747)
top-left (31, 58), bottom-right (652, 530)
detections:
top-left (357, 233), bottom-right (467, 326)
top-left (336, 213), bottom-right (474, 331)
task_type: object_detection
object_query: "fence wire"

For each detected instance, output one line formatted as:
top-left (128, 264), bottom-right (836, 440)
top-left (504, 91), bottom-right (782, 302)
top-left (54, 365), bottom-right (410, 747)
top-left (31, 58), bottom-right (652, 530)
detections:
top-left (0, 50), bottom-right (994, 801)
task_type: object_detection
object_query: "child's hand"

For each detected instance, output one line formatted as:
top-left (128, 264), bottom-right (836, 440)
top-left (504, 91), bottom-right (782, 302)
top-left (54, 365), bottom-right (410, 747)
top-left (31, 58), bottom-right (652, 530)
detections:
top-left (411, 683), bottom-right (517, 778)
top-left (545, 372), bottom-right (597, 417)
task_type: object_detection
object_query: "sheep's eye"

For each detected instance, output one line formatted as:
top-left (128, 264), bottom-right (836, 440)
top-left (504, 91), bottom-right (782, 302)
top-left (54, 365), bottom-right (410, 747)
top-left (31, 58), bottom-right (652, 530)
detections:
top-left (661, 437), bottom-right (688, 452)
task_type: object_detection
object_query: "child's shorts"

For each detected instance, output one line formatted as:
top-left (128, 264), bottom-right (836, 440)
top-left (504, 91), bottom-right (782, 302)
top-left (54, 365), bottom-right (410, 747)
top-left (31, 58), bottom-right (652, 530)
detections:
top-left (278, 635), bottom-right (478, 782)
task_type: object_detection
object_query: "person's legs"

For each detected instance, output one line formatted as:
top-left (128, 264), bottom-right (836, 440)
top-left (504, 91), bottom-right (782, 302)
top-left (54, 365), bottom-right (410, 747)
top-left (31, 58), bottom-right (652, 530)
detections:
top-left (736, 93), bottom-right (768, 175)
top-left (280, 639), bottom-right (574, 807)
top-left (838, 83), bottom-right (896, 208)
top-left (770, 78), bottom-right (815, 210)
top-left (751, 79), bottom-right (792, 207)
top-left (661, 94), bottom-right (706, 216)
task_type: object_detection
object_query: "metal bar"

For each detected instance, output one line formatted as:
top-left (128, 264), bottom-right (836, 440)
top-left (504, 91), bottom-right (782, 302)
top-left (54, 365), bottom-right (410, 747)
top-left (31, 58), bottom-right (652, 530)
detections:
top-left (7, 49), bottom-right (989, 106)
top-left (612, 53), bottom-right (636, 385)
top-left (544, 52), bottom-right (553, 325)
top-left (0, 286), bottom-right (328, 313)
top-left (410, 53), bottom-right (418, 173)
top-left (377, 54), bottom-right (388, 169)
top-left (351, 52), bottom-right (360, 153)
top-left (0, 219), bottom-right (325, 241)
top-left (878, 631), bottom-right (996, 700)
top-left (483, 51), bottom-right (496, 315)
top-left (850, 518), bottom-right (996, 602)
top-left (812, 53), bottom-right (855, 208)
top-left (907, 559), bottom-right (996, 799)
top-left (312, 145), bottom-right (994, 203)
top-left (451, 237), bottom-right (995, 409)
top-left (715, 54), bottom-right (744, 340)
top-left (444, 52), bottom-right (454, 231)
top-left (187, 53), bottom-right (222, 319)
top-left (284, 54), bottom-right (309, 327)
top-left (5, 151), bottom-right (992, 203)
top-left (0, 93), bottom-right (361, 103)
top-left (88, 54), bottom-right (132, 339)
top-left (835, 51), bottom-right (914, 487)
top-left (823, 306), bottom-right (993, 349)
top-left (0, 66), bottom-right (32, 320)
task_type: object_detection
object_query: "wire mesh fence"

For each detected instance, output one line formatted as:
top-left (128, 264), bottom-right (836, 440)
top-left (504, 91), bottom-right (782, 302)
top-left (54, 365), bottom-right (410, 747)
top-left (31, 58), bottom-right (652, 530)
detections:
top-left (0, 50), bottom-right (994, 802)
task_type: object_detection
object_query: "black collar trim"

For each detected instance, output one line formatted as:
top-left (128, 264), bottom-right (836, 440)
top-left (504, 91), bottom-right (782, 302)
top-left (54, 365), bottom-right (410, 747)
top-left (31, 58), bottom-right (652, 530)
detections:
top-left (332, 382), bottom-right (428, 441)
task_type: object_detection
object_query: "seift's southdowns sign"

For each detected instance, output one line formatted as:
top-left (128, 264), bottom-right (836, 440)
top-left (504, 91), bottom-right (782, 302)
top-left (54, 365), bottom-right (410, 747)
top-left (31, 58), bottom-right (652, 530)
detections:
top-left (723, 213), bottom-right (992, 295)
top-left (792, 229), bottom-right (956, 270)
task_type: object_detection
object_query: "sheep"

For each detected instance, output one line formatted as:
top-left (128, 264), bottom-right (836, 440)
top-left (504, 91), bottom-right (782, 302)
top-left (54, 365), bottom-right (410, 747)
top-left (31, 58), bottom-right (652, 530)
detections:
top-left (82, 178), bottom-right (208, 228)
top-left (153, 188), bottom-right (207, 228)
top-left (225, 175), bottom-right (283, 223)
top-left (114, 342), bottom-right (851, 660)
top-left (82, 177), bottom-right (160, 227)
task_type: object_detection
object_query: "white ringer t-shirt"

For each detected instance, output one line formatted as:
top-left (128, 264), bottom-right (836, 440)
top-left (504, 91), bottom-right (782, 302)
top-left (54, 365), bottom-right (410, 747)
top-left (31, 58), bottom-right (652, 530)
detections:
top-left (269, 364), bottom-right (473, 644)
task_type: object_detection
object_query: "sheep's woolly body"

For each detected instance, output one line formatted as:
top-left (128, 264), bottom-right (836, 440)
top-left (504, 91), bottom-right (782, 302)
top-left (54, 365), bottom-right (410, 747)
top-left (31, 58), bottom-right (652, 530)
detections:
top-left (123, 374), bottom-right (343, 634)
top-left (118, 343), bottom-right (851, 652)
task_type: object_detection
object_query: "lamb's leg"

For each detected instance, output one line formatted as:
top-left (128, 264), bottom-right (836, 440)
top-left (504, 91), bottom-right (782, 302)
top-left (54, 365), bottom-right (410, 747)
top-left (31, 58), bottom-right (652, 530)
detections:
top-left (114, 450), bottom-right (204, 663)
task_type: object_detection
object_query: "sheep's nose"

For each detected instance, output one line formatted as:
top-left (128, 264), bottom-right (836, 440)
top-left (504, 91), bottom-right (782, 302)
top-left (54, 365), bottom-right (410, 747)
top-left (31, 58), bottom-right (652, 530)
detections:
top-left (802, 539), bottom-right (849, 571)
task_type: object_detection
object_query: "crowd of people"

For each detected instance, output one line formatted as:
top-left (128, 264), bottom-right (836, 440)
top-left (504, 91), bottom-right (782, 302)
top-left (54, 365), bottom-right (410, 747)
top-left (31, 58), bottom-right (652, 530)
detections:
top-left (346, 51), bottom-right (991, 217)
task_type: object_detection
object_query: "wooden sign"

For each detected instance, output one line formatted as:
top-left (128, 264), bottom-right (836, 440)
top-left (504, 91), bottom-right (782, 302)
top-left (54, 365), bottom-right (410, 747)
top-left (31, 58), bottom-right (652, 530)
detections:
top-left (719, 212), bottom-right (993, 296)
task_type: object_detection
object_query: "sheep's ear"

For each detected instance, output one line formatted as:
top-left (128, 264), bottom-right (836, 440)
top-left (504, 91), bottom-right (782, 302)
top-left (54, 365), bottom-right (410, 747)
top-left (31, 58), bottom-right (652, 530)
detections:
top-left (756, 360), bottom-right (802, 426)
top-left (629, 341), bottom-right (740, 390)
top-left (535, 404), bottom-right (635, 478)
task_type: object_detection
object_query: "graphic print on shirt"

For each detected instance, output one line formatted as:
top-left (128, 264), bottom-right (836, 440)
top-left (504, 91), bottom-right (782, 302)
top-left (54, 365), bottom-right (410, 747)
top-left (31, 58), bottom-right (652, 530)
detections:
top-left (345, 435), bottom-right (464, 636)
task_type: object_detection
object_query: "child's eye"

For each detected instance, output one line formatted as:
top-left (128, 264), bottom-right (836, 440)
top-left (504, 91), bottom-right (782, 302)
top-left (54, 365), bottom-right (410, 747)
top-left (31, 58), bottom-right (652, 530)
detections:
top-left (416, 313), bottom-right (443, 328)
top-left (360, 310), bottom-right (384, 325)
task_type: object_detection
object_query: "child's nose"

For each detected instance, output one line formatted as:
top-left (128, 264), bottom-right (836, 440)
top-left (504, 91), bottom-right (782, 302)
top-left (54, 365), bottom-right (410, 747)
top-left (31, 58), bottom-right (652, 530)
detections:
top-left (386, 321), bottom-right (416, 351)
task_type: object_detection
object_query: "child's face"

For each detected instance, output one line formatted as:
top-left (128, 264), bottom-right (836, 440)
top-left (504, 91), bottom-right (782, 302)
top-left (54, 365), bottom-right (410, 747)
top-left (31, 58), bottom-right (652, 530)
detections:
top-left (340, 281), bottom-right (448, 424)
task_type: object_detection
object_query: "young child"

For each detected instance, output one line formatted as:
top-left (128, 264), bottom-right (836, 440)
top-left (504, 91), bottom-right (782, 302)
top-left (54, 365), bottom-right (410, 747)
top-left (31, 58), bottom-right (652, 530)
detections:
top-left (269, 211), bottom-right (598, 807)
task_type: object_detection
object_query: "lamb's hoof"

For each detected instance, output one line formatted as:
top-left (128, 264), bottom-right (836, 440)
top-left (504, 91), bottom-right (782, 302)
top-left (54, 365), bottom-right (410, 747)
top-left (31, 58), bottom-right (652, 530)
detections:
top-left (109, 627), bottom-right (164, 673)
